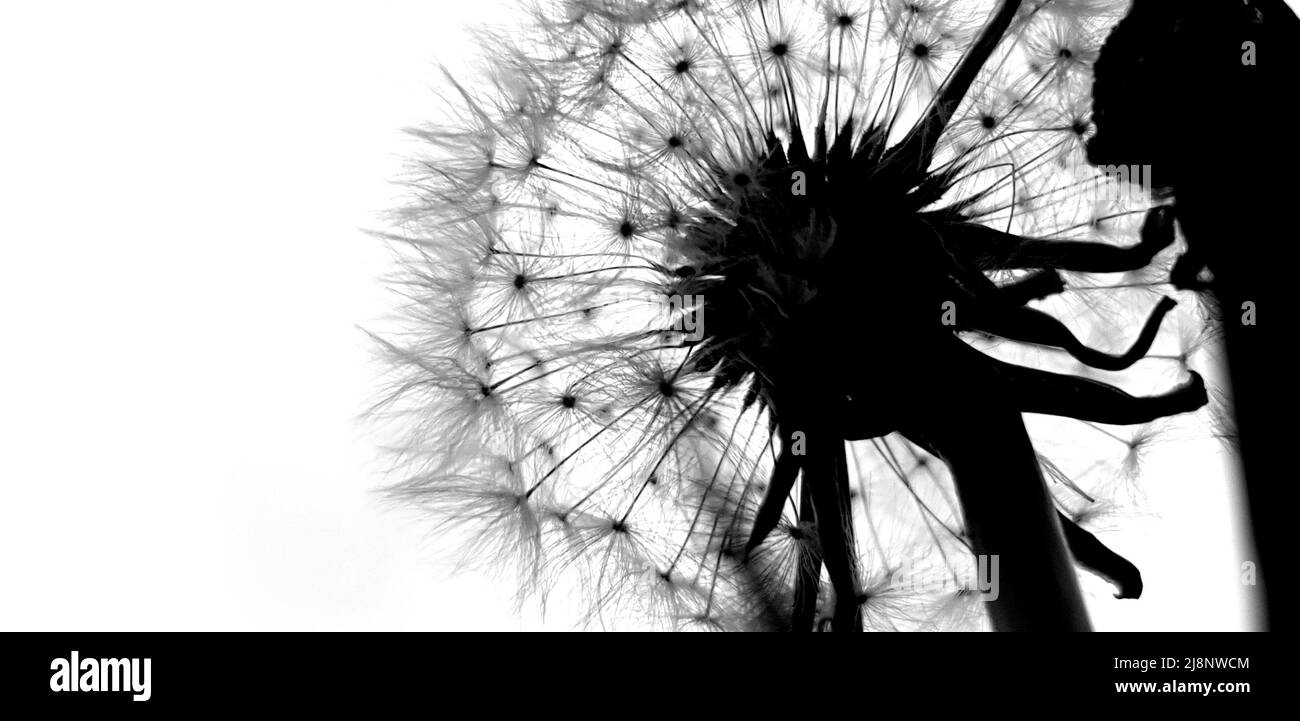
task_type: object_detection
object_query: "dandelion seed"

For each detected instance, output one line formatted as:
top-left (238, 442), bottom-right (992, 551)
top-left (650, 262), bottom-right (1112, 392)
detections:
top-left (376, 0), bottom-right (1215, 631)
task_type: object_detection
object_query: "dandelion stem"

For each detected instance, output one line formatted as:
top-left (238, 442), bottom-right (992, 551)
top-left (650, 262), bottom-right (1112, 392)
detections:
top-left (908, 346), bottom-right (1092, 631)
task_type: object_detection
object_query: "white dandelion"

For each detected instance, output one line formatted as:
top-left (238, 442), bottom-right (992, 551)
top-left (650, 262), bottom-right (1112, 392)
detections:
top-left (373, 0), bottom-right (1218, 631)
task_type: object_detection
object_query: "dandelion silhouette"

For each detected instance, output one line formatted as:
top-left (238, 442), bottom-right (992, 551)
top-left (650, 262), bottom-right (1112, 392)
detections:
top-left (376, 0), bottom-right (1212, 631)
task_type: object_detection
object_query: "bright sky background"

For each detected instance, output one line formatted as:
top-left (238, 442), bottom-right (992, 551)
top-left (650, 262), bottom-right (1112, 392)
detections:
top-left (1, 0), bottom-right (1283, 631)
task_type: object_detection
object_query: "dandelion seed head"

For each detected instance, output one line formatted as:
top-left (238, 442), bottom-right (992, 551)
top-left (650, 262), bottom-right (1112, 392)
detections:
top-left (376, 0), bottom-right (1216, 630)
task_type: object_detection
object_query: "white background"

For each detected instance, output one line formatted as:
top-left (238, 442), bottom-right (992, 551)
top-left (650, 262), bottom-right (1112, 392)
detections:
top-left (0, 1), bottom-right (1279, 630)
